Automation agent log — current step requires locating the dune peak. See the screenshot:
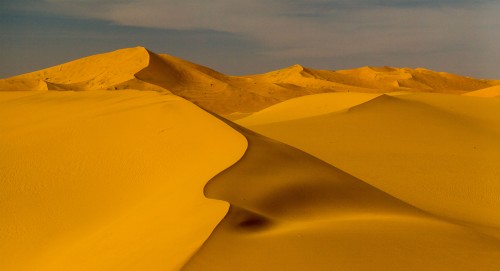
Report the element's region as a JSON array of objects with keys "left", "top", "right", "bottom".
[{"left": 288, "top": 64, "right": 306, "bottom": 71}]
